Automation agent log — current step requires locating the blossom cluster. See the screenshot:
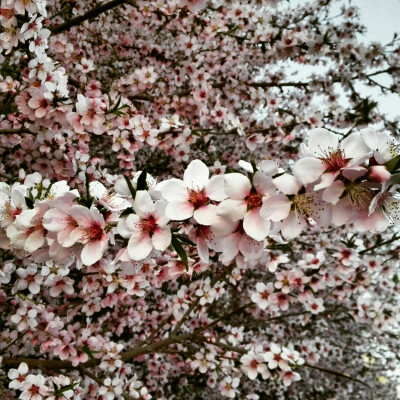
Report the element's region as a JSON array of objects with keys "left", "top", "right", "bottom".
[{"left": 1, "top": 128, "right": 399, "bottom": 269}]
